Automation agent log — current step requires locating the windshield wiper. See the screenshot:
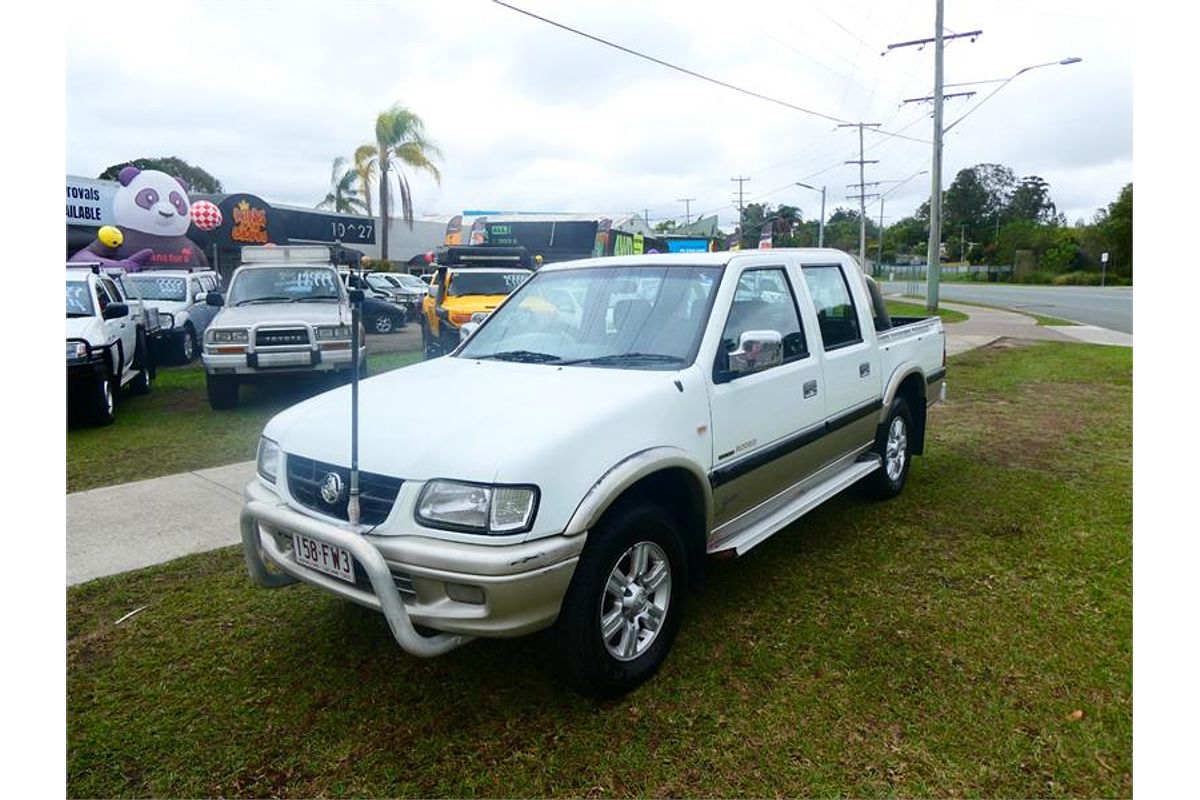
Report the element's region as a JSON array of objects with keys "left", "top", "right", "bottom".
[
  {"left": 235, "top": 296, "right": 294, "bottom": 306},
  {"left": 474, "top": 350, "right": 563, "bottom": 363},
  {"left": 294, "top": 296, "right": 339, "bottom": 302},
  {"left": 559, "top": 352, "right": 686, "bottom": 366},
  {"left": 66, "top": 312, "right": 89, "bottom": 318}
]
